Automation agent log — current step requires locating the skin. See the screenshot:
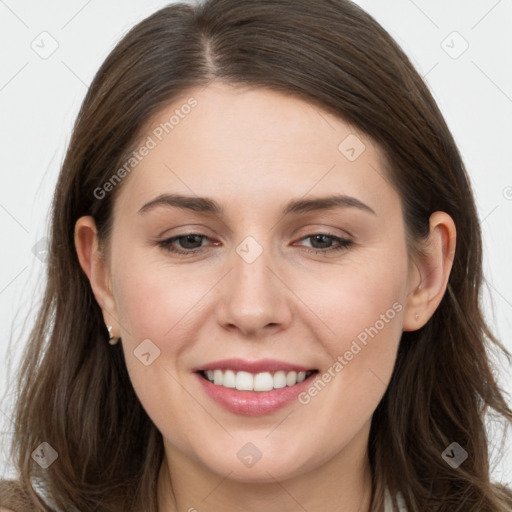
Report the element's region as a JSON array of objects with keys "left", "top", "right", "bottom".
[{"left": 75, "top": 81, "right": 456, "bottom": 512}]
